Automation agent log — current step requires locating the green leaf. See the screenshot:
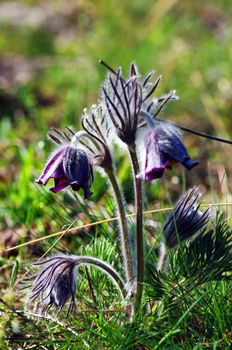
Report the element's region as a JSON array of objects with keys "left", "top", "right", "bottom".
[{"left": 10, "top": 260, "right": 19, "bottom": 288}]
